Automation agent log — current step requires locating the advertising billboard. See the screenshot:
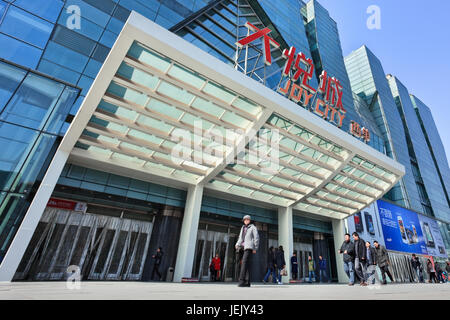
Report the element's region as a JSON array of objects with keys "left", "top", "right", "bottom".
[
  {"left": 346, "top": 202, "right": 384, "bottom": 245},
  {"left": 417, "top": 214, "right": 448, "bottom": 258},
  {"left": 377, "top": 200, "right": 427, "bottom": 254}
]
